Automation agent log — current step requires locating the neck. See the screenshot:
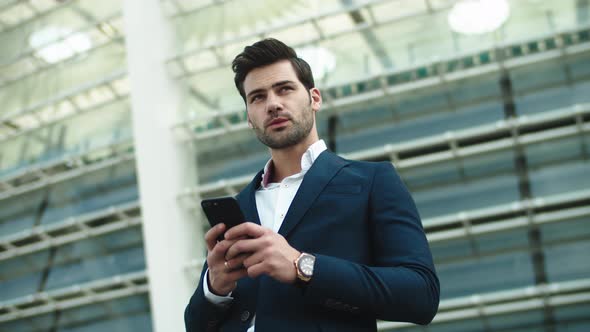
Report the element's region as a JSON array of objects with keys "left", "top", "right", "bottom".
[{"left": 269, "top": 134, "right": 318, "bottom": 183}]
